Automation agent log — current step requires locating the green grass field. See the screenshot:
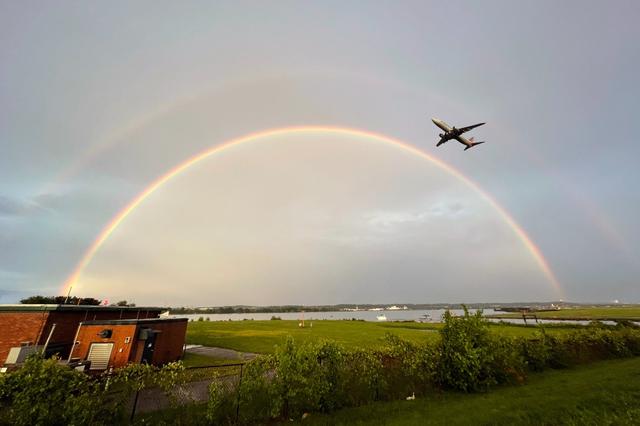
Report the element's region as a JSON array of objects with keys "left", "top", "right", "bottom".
[
  {"left": 185, "top": 320, "right": 574, "bottom": 354},
  {"left": 289, "top": 357, "right": 640, "bottom": 425},
  {"left": 489, "top": 307, "right": 640, "bottom": 321}
]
